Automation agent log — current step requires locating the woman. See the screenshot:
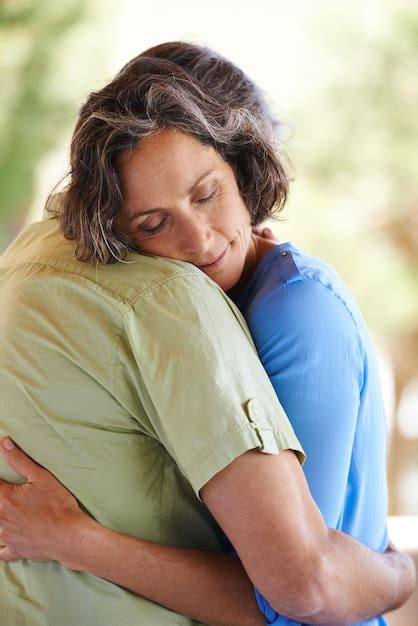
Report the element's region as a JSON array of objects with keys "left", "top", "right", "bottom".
[{"left": 0, "top": 43, "right": 414, "bottom": 625}]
